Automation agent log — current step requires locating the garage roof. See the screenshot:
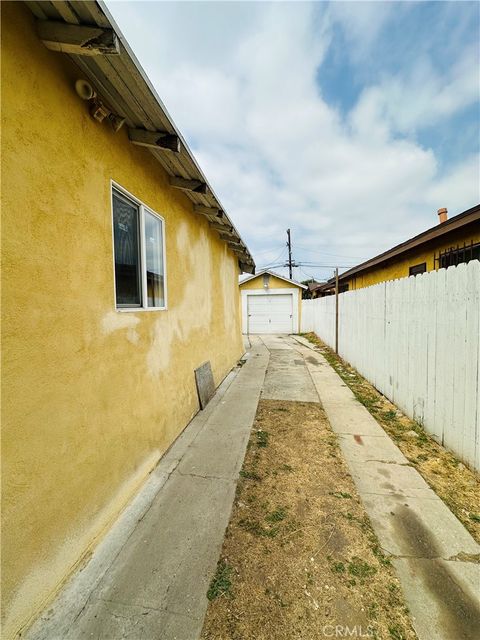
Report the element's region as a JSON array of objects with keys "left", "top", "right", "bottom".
[
  {"left": 25, "top": 0, "right": 255, "bottom": 274},
  {"left": 240, "top": 269, "right": 307, "bottom": 289}
]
